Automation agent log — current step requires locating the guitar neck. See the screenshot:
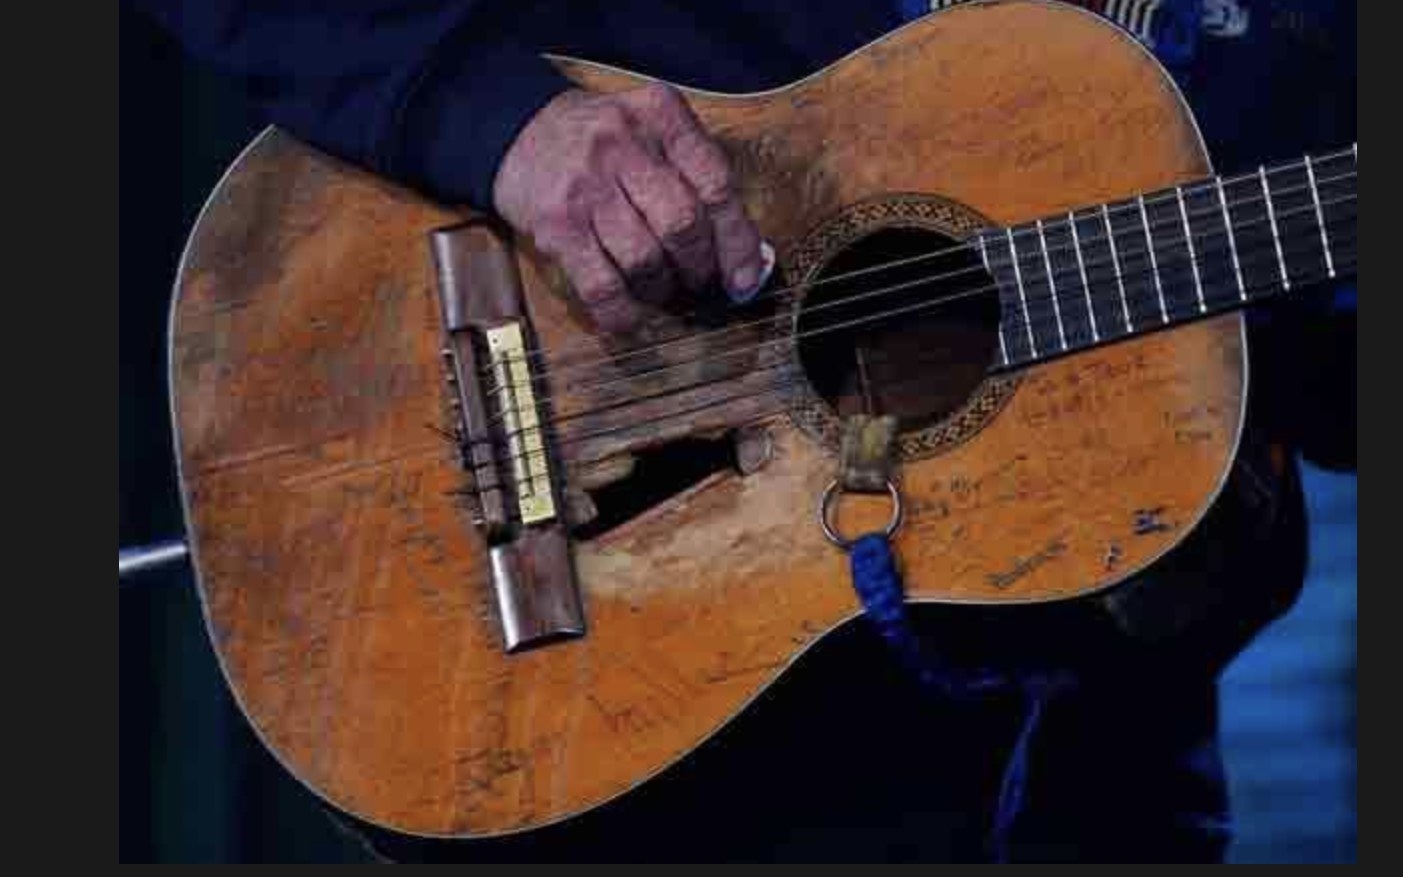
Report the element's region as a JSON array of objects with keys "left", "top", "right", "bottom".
[{"left": 978, "top": 144, "right": 1357, "bottom": 369}]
